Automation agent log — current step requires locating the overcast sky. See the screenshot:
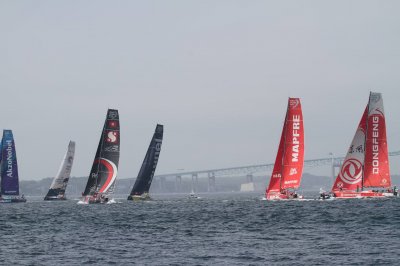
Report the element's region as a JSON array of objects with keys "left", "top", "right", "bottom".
[{"left": 1, "top": 1, "right": 400, "bottom": 181}]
